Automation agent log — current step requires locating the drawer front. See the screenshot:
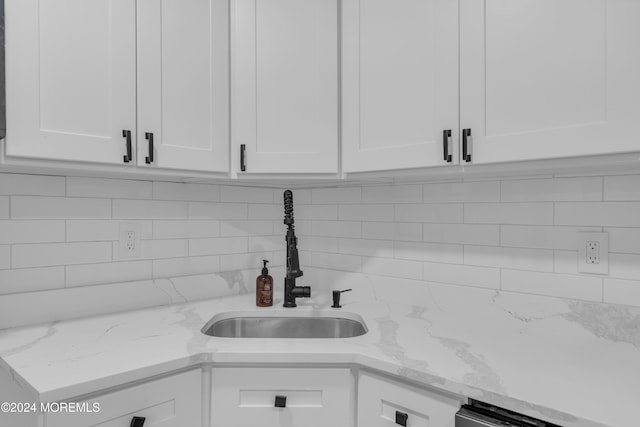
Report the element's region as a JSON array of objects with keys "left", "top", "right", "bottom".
[
  {"left": 46, "top": 370, "right": 202, "bottom": 427},
  {"left": 211, "top": 367, "right": 353, "bottom": 427},
  {"left": 357, "top": 372, "right": 462, "bottom": 427}
]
